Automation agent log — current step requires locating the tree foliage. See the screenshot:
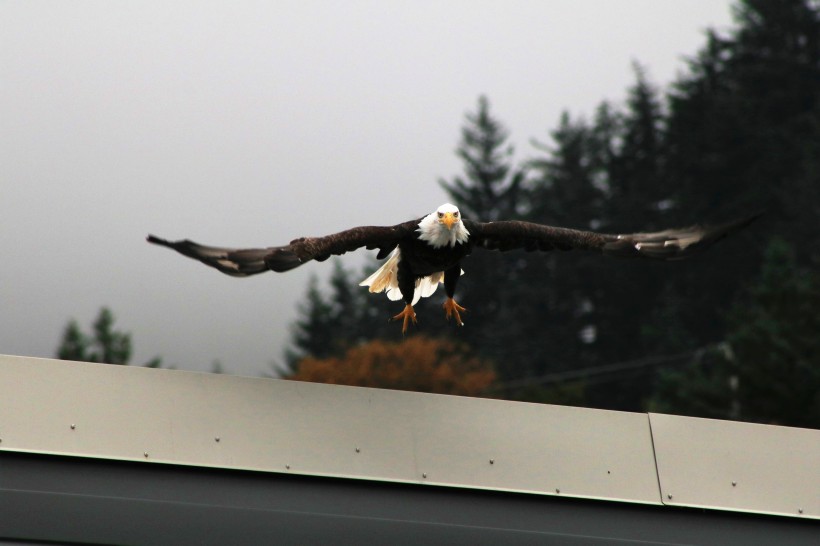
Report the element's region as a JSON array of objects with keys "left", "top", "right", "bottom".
[
  {"left": 649, "top": 240, "right": 820, "bottom": 428},
  {"left": 284, "top": 0, "right": 820, "bottom": 426},
  {"left": 284, "top": 261, "right": 404, "bottom": 372},
  {"left": 438, "top": 96, "right": 540, "bottom": 380},
  {"left": 441, "top": 95, "right": 526, "bottom": 222},
  {"left": 287, "top": 336, "right": 497, "bottom": 397},
  {"left": 56, "top": 307, "right": 162, "bottom": 367}
]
